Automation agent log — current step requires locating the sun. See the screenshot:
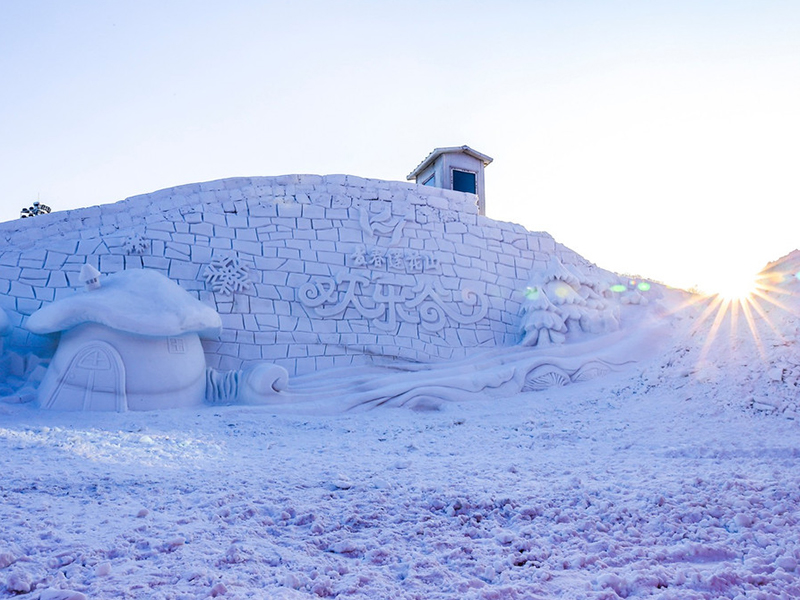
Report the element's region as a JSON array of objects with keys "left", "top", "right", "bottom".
[
  {"left": 711, "top": 272, "right": 759, "bottom": 302},
  {"left": 677, "top": 267, "right": 789, "bottom": 366},
  {"left": 669, "top": 256, "right": 800, "bottom": 372}
]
